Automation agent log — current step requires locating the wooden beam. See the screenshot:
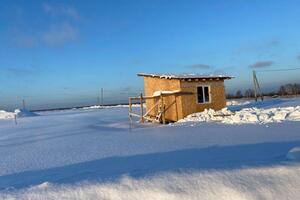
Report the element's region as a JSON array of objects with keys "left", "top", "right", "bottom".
[
  {"left": 143, "top": 116, "right": 160, "bottom": 123},
  {"left": 175, "top": 95, "right": 178, "bottom": 121},
  {"left": 129, "top": 113, "right": 141, "bottom": 118},
  {"left": 142, "top": 100, "right": 160, "bottom": 118},
  {"left": 128, "top": 98, "right": 132, "bottom": 123},
  {"left": 160, "top": 94, "right": 166, "bottom": 124},
  {"left": 162, "top": 105, "right": 166, "bottom": 124}
]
